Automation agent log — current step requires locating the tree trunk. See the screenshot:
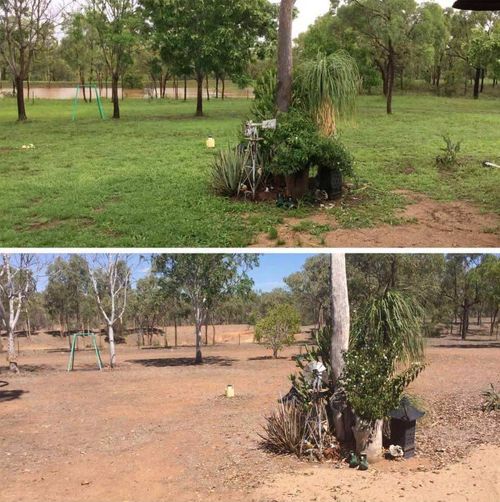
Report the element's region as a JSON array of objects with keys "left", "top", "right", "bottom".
[
  {"left": 212, "top": 323, "right": 216, "bottom": 345},
  {"left": 15, "top": 76, "right": 27, "bottom": 121},
  {"left": 206, "top": 74, "right": 210, "bottom": 101},
  {"left": 215, "top": 76, "right": 219, "bottom": 98},
  {"left": 174, "top": 317, "right": 178, "bottom": 347},
  {"left": 330, "top": 253, "right": 352, "bottom": 443},
  {"left": 195, "top": 306, "right": 203, "bottom": 364},
  {"left": 277, "top": 0, "right": 295, "bottom": 112},
  {"left": 108, "top": 323, "right": 116, "bottom": 368},
  {"left": 111, "top": 73, "right": 120, "bottom": 119},
  {"left": 386, "top": 45, "right": 395, "bottom": 115},
  {"left": 473, "top": 67, "right": 481, "bottom": 100},
  {"left": 460, "top": 306, "right": 469, "bottom": 340},
  {"left": 7, "top": 328, "right": 19, "bottom": 373},
  {"left": 196, "top": 72, "right": 204, "bottom": 117},
  {"left": 222, "top": 77, "right": 225, "bottom": 100},
  {"left": 490, "top": 307, "right": 498, "bottom": 337},
  {"left": 480, "top": 69, "right": 485, "bottom": 93},
  {"left": 184, "top": 77, "right": 187, "bottom": 101}
]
